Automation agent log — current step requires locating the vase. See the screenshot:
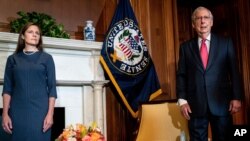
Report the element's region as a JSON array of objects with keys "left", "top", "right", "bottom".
[{"left": 84, "top": 20, "right": 95, "bottom": 41}]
